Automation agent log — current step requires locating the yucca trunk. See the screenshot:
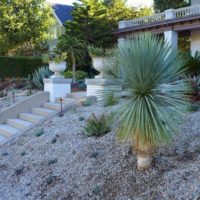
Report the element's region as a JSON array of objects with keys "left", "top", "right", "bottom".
[{"left": 134, "top": 134, "right": 154, "bottom": 171}]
